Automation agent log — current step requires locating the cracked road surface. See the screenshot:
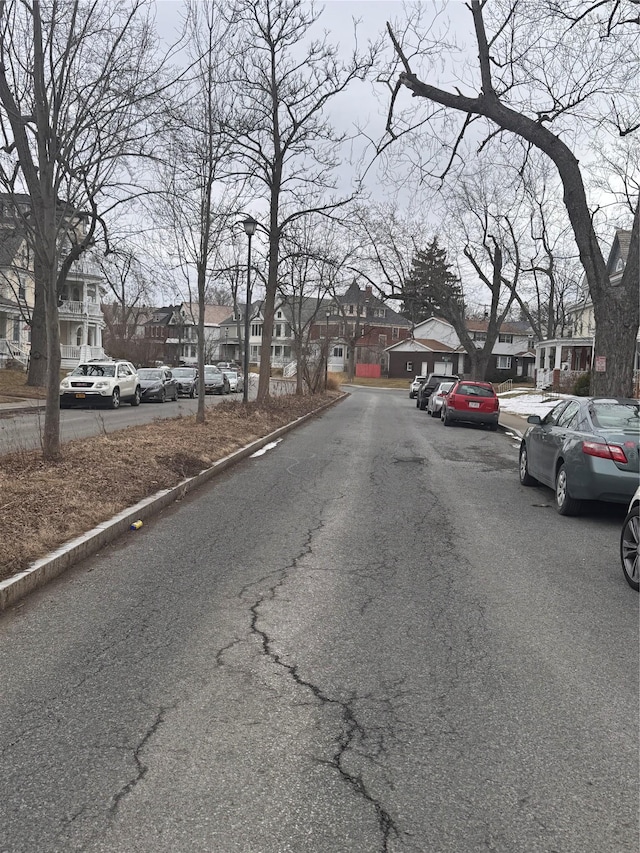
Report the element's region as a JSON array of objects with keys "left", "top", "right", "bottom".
[{"left": 1, "top": 387, "right": 637, "bottom": 852}]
